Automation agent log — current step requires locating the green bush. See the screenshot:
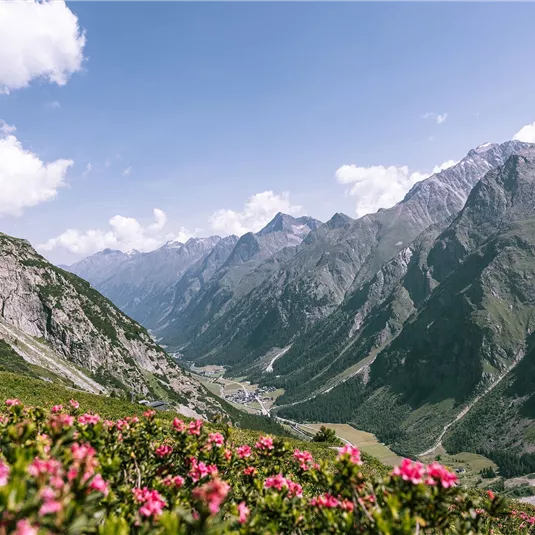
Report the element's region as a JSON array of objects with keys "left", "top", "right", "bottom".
[{"left": 312, "top": 426, "right": 343, "bottom": 446}]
